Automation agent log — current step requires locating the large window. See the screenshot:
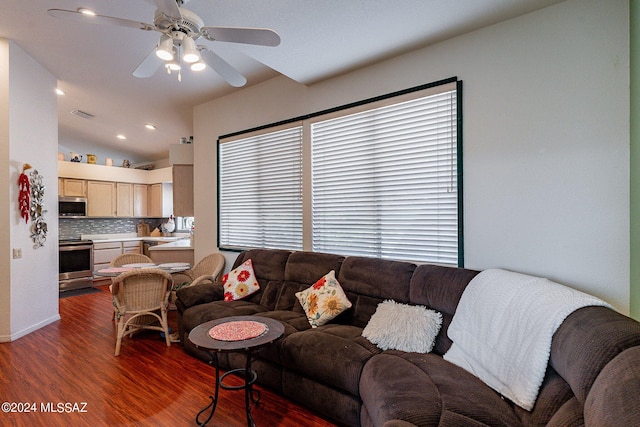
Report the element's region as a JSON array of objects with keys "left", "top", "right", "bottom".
[
  {"left": 218, "top": 125, "right": 304, "bottom": 250},
  {"left": 218, "top": 78, "right": 462, "bottom": 266}
]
